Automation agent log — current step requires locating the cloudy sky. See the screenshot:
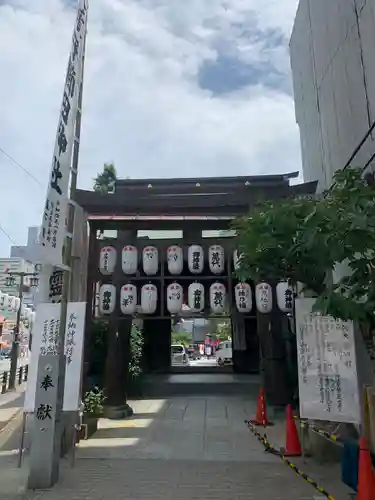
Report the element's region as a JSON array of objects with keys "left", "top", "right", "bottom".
[{"left": 0, "top": 0, "right": 301, "bottom": 256}]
